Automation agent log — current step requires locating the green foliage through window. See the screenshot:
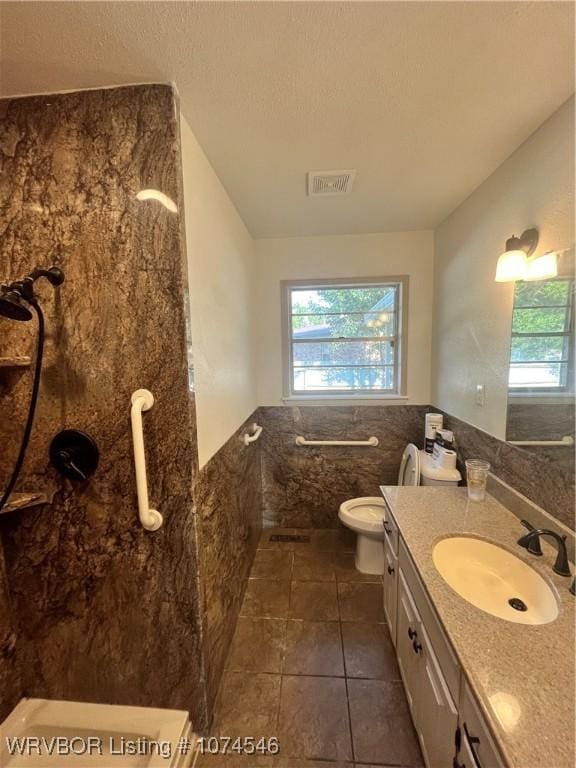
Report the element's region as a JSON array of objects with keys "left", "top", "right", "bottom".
[
  {"left": 509, "top": 278, "right": 574, "bottom": 390},
  {"left": 287, "top": 282, "right": 403, "bottom": 394}
]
